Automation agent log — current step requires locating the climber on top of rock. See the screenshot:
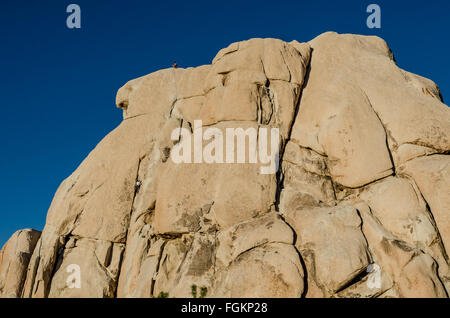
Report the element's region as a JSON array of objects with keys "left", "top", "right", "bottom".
[{"left": 173, "top": 61, "right": 178, "bottom": 68}]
